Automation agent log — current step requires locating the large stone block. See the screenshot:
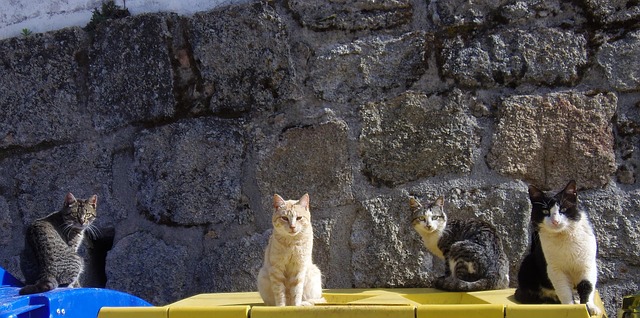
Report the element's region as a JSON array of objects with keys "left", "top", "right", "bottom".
[
  {"left": 487, "top": 92, "right": 617, "bottom": 190},
  {"left": 256, "top": 120, "right": 353, "bottom": 210},
  {"left": 309, "top": 32, "right": 428, "bottom": 103},
  {"left": 189, "top": 2, "right": 295, "bottom": 114},
  {"left": 351, "top": 195, "right": 429, "bottom": 288},
  {"left": 584, "top": 0, "right": 640, "bottom": 25},
  {"left": 0, "top": 196, "right": 12, "bottom": 246},
  {"left": 287, "top": 0, "right": 412, "bottom": 31},
  {"left": 88, "top": 14, "right": 177, "bottom": 131},
  {"left": 0, "top": 28, "right": 91, "bottom": 148},
  {"left": 441, "top": 28, "right": 587, "bottom": 88},
  {"left": 615, "top": 106, "right": 640, "bottom": 184},
  {"left": 0, "top": 142, "right": 113, "bottom": 226},
  {"left": 429, "top": 0, "right": 507, "bottom": 26},
  {"left": 597, "top": 30, "right": 640, "bottom": 92},
  {"left": 495, "top": 1, "right": 586, "bottom": 27},
  {"left": 106, "top": 232, "right": 192, "bottom": 305},
  {"left": 134, "top": 118, "right": 245, "bottom": 226},
  {"left": 579, "top": 184, "right": 640, "bottom": 316},
  {"left": 359, "top": 90, "right": 479, "bottom": 186},
  {"left": 196, "top": 231, "right": 269, "bottom": 293}
]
